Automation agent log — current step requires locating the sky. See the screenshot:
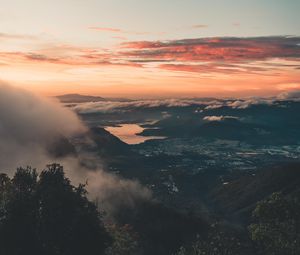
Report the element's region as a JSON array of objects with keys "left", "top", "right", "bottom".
[{"left": 0, "top": 0, "right": 300, "bottom": 98}]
